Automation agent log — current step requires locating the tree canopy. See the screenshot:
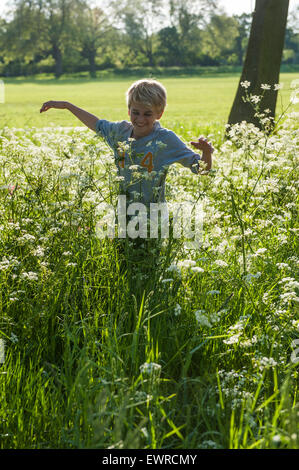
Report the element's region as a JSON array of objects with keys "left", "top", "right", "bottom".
[{"left": 0, "top": 0, "right": 297, "bottom": 77}]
